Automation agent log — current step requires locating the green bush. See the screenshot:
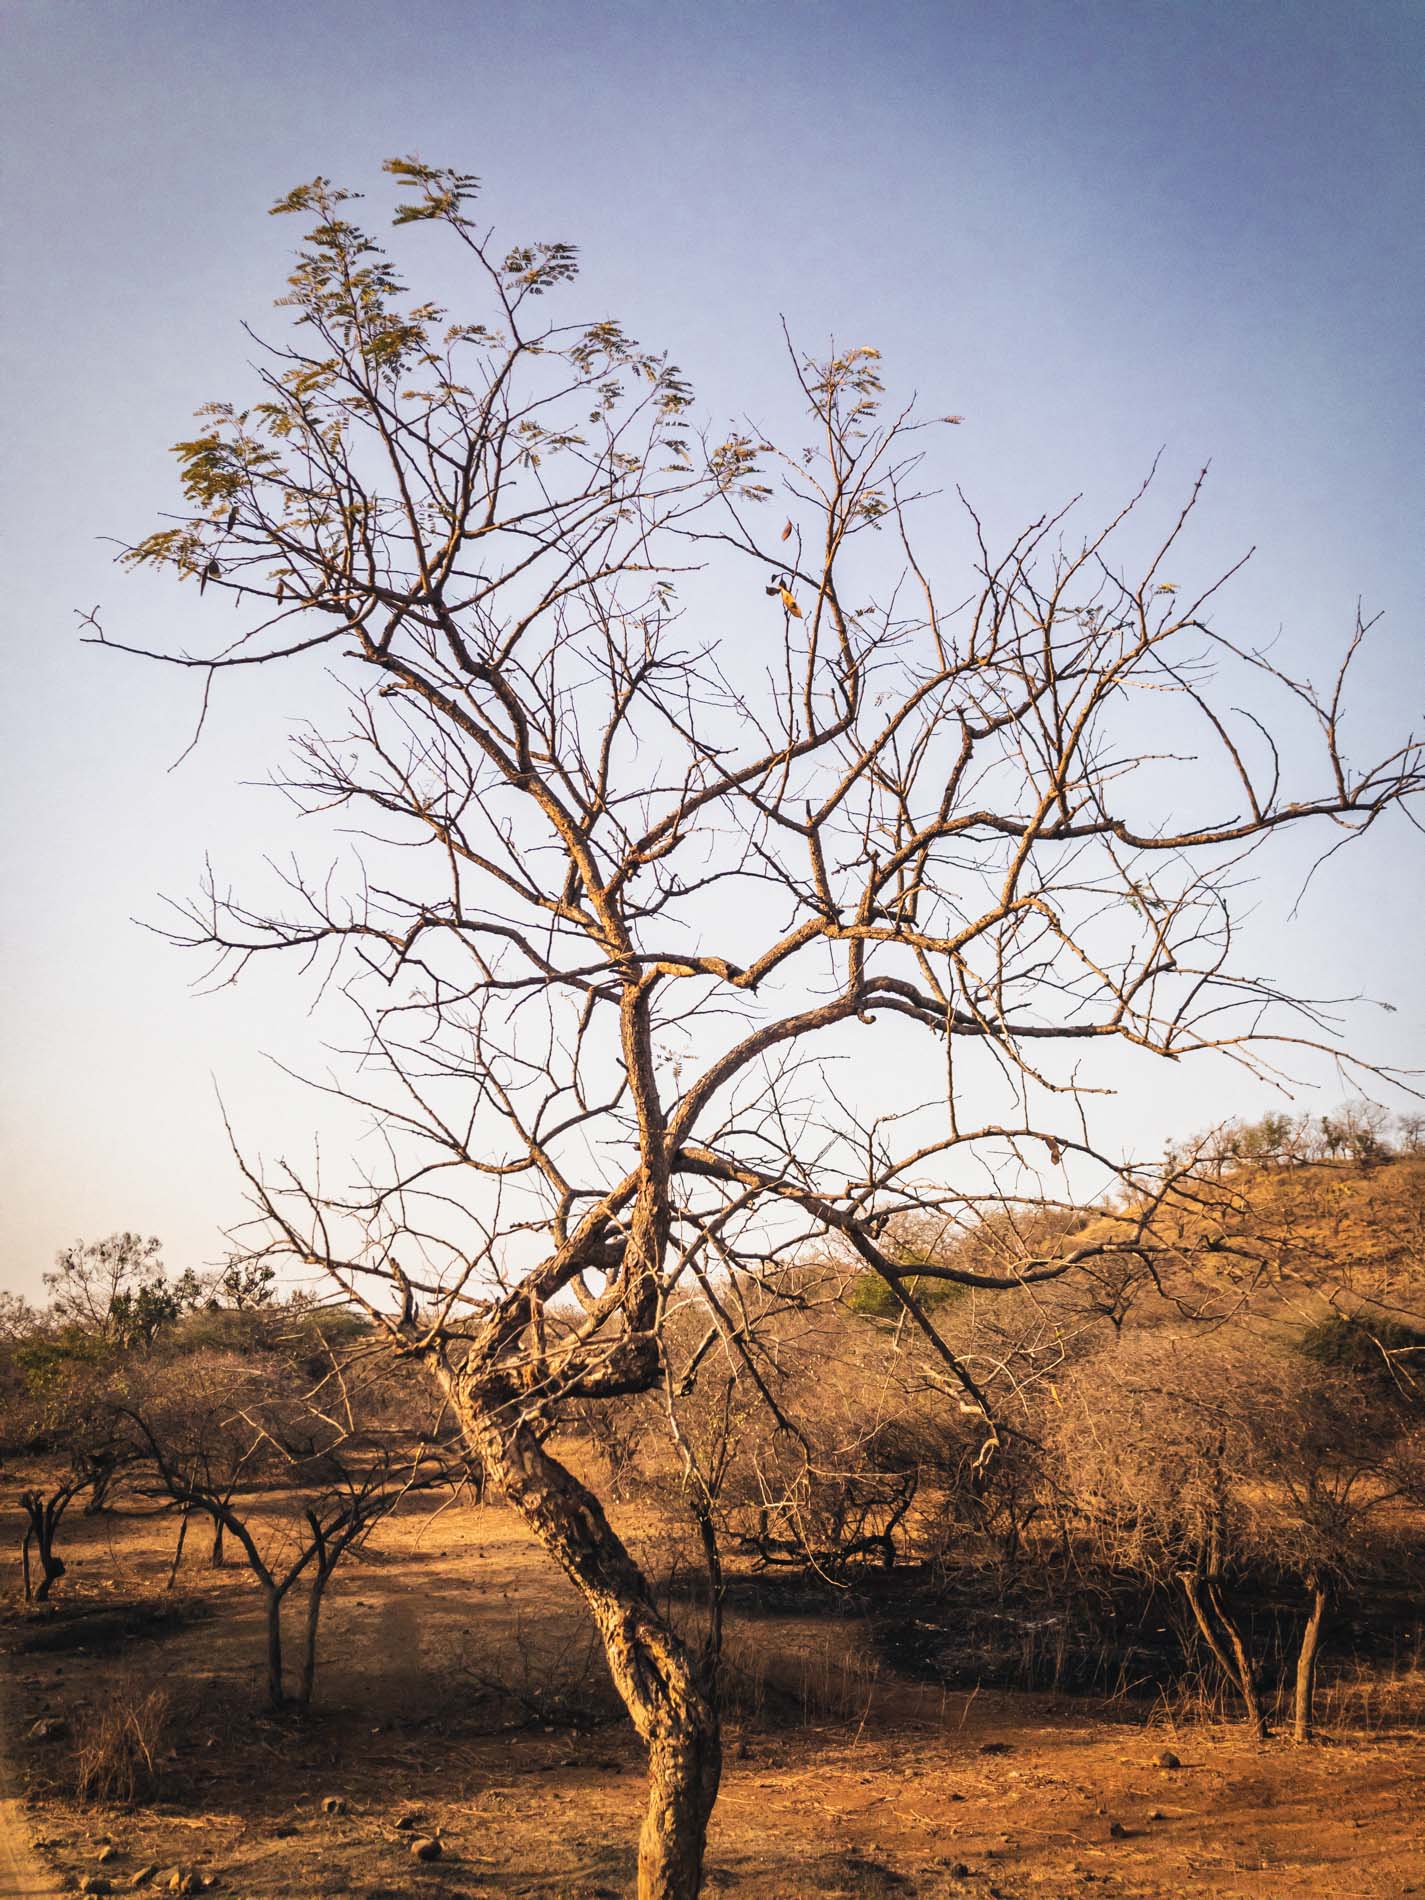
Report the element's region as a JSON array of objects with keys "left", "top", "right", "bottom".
[{"left": 844, "top": 1271, "right": 965, "bottom": 1320}]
